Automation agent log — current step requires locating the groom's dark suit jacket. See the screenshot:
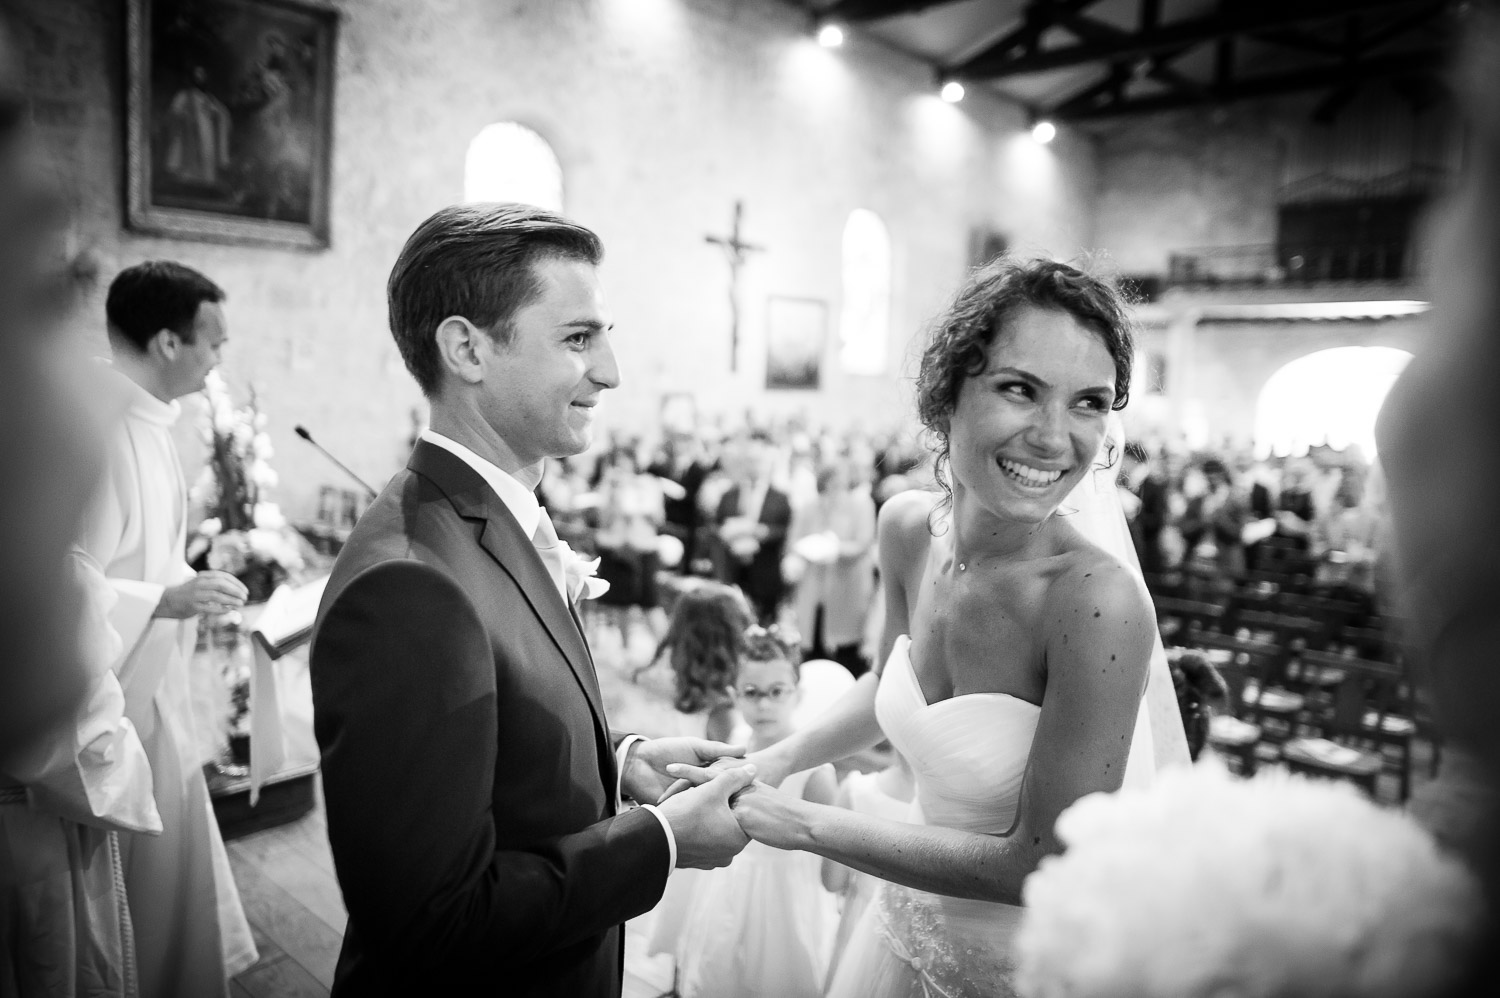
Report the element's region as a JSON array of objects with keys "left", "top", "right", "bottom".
[{"left": 310, "top": 442, "right": 670, "bottom": 997}]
